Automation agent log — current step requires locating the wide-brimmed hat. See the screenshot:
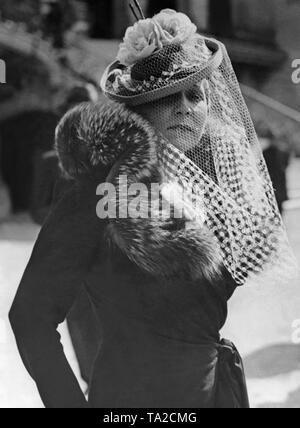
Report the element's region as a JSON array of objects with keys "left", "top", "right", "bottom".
[{"left": 100, "top": 10, "right": 223, "bottom": 106}]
